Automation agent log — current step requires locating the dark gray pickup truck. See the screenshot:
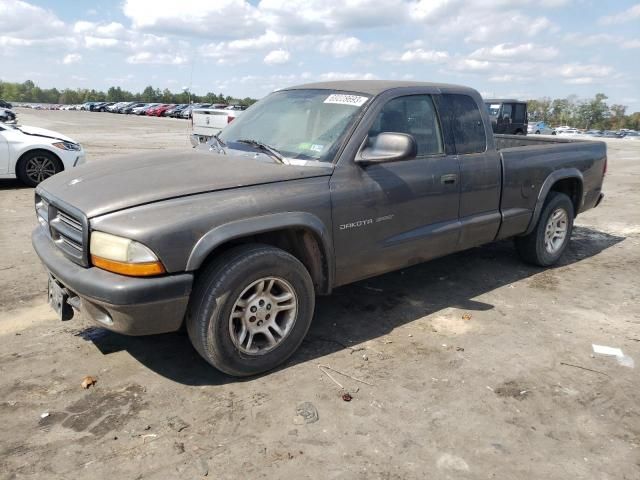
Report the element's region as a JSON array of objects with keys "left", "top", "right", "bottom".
[{"left": 32, "top": 81, "right": 606, "bottom": 376}]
